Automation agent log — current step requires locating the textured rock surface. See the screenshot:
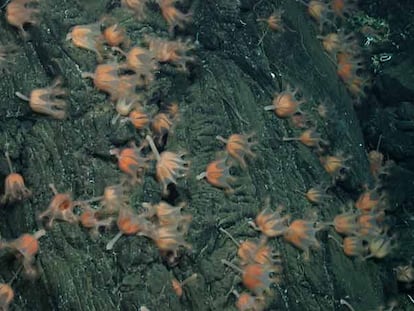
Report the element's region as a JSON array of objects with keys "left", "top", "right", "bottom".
[{"left": 0, "top": 0, "right": 407, "bottom": 310}]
